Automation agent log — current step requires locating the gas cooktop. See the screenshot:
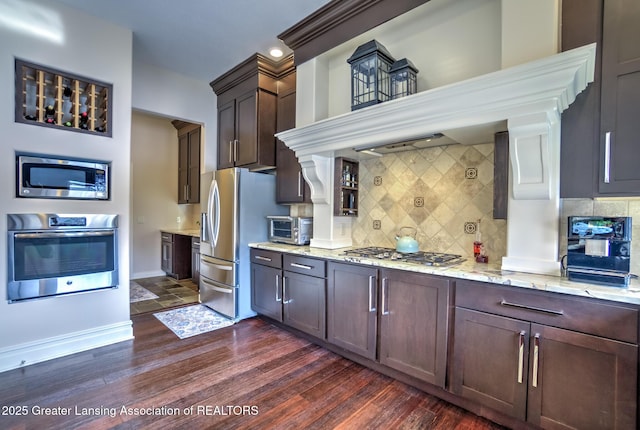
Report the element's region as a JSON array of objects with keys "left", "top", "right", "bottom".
[{"left": 343, "top": 247, "right": 466, "bottom": 267}]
